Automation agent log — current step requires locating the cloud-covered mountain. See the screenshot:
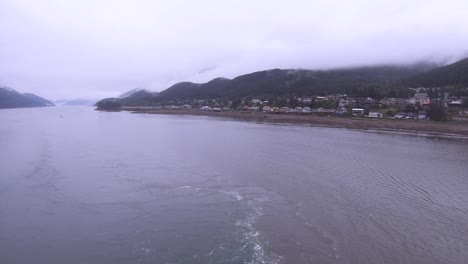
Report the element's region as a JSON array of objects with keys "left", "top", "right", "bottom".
[
  {"left": 97, "top": 58, "right": 468, "bottom": 108},
  {"left": 155, "top": 63, "right": 440, "bottom": 101}
]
